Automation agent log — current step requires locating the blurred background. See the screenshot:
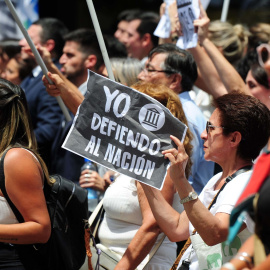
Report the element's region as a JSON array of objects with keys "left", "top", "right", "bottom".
[{"left": 0, "top": 0, "right": 270, "bottom": 40}]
